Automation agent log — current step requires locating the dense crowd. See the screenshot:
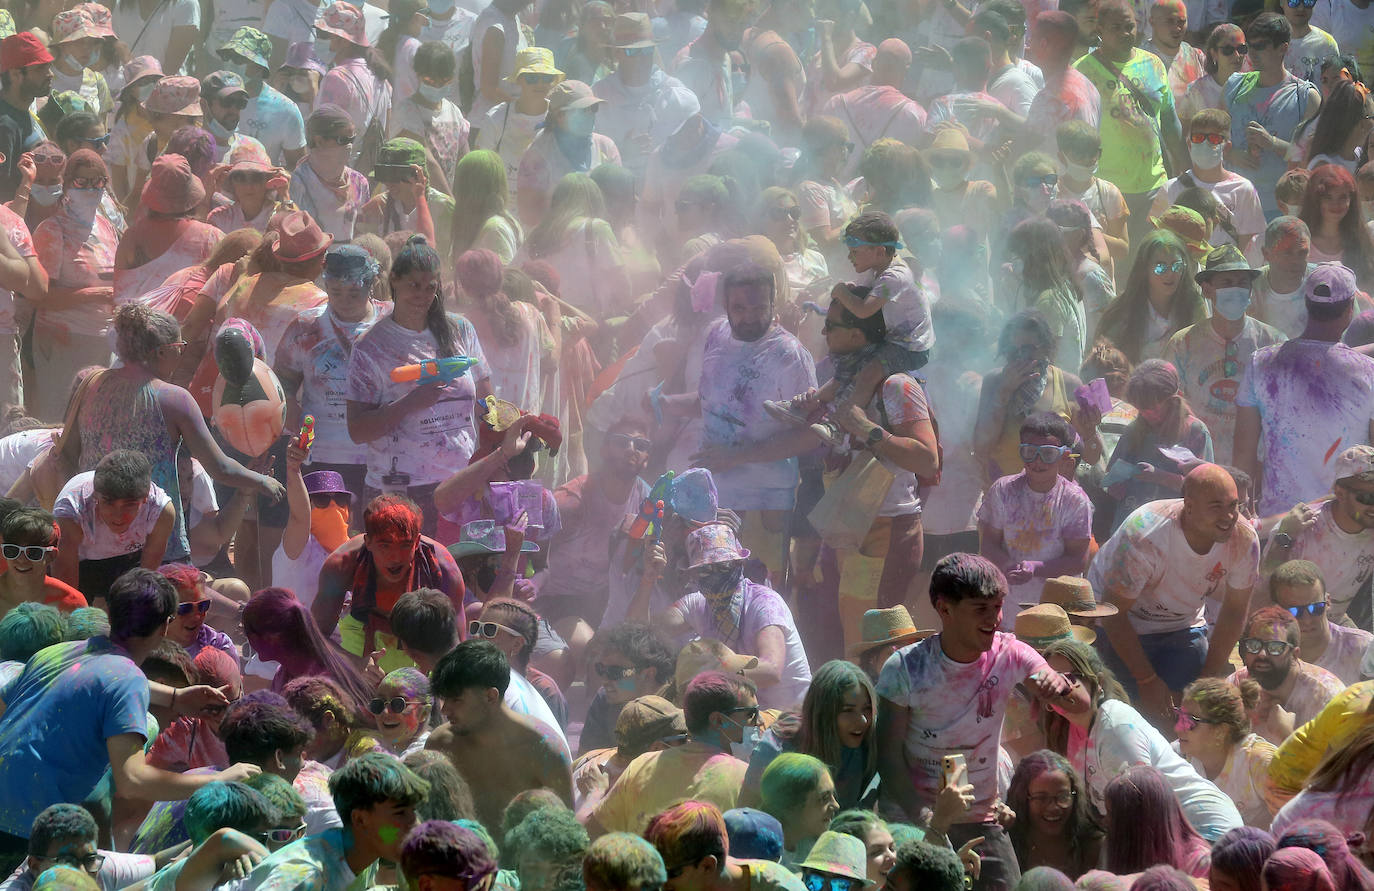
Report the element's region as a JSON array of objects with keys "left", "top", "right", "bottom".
[{"left": 3, "top": 0, "right": 1374, "bottom": 888}]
